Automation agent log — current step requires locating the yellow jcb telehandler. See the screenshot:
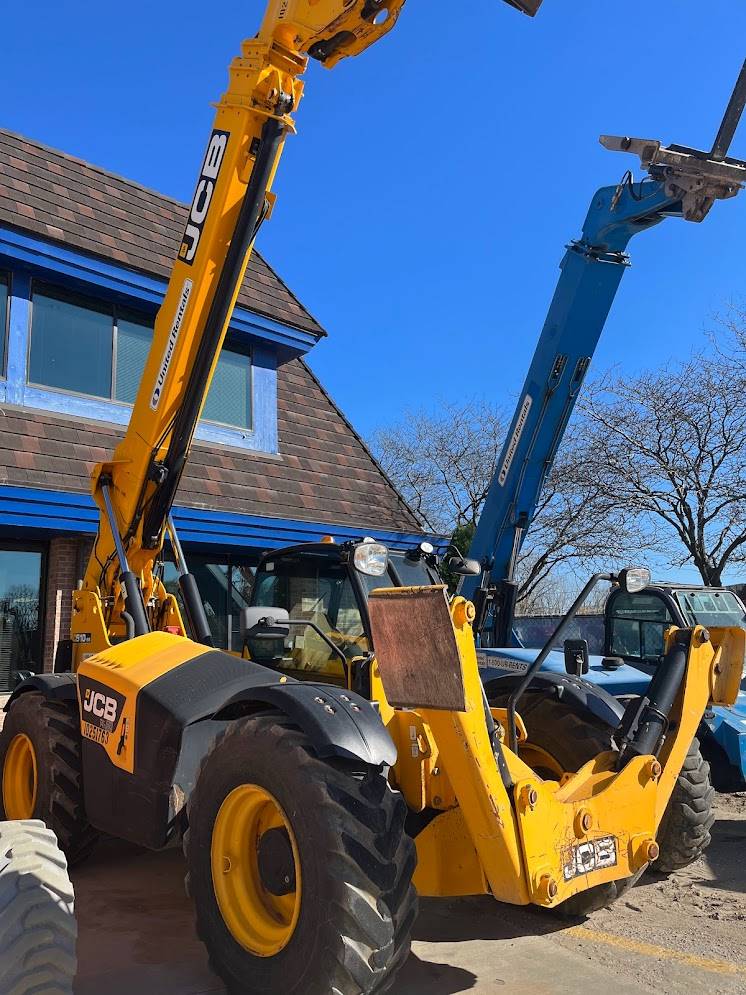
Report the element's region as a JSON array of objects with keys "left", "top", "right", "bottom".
[{"left": 0, "top": 2, "right": 743, "bottom": 993}]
